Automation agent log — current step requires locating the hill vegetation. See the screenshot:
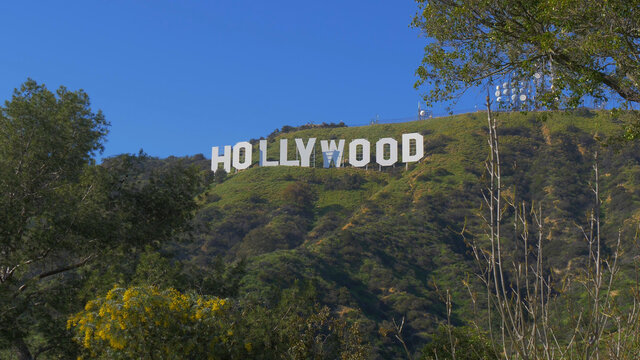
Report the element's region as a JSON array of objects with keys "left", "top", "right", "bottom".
[{"left": 120, "top": 109, "right": 640, "bottom": 358}]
